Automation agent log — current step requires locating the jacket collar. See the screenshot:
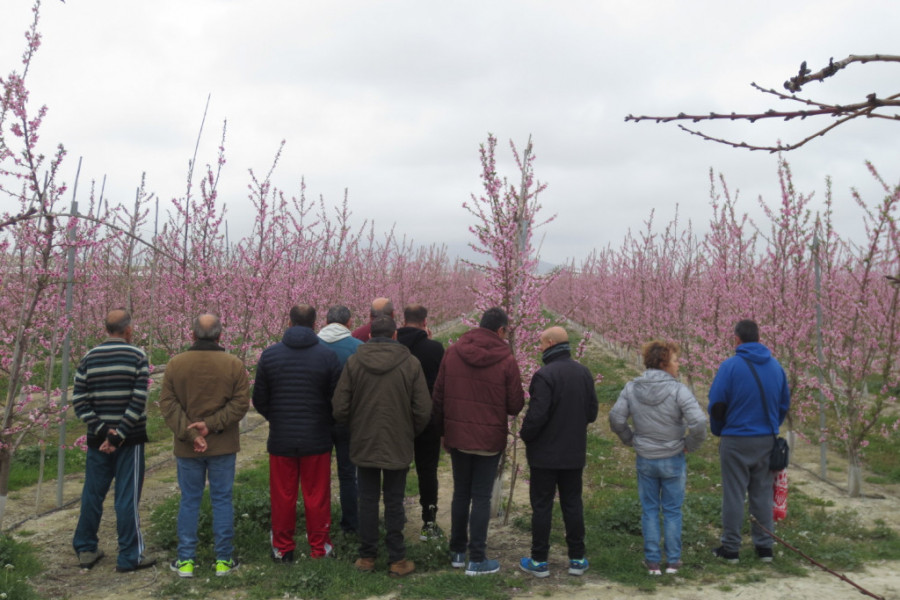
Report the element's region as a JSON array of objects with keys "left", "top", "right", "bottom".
[
  {"left": 189, "top": 339, "right": 225, "bottom": 352},
  {"left": 542, "top": 342, "right": 571, "bottom": 364}
]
